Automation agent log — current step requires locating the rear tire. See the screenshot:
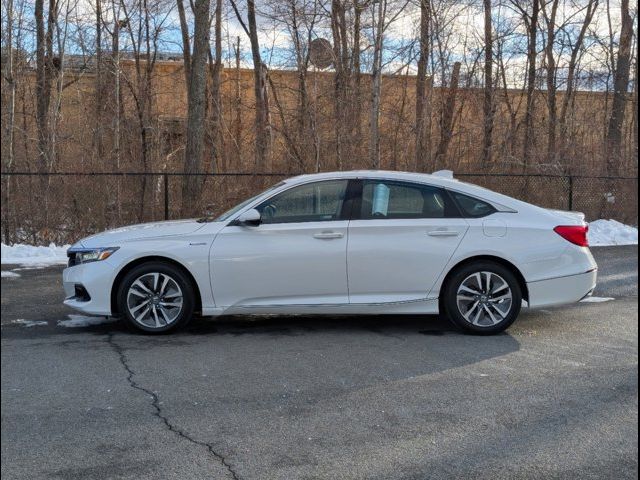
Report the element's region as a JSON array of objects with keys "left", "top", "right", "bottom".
[
  {"left": 116, "top": 262, "right": 195, "bottom": 334},
  {"left": 443, "top": 261, "right": 522, "bottom": 335}
]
